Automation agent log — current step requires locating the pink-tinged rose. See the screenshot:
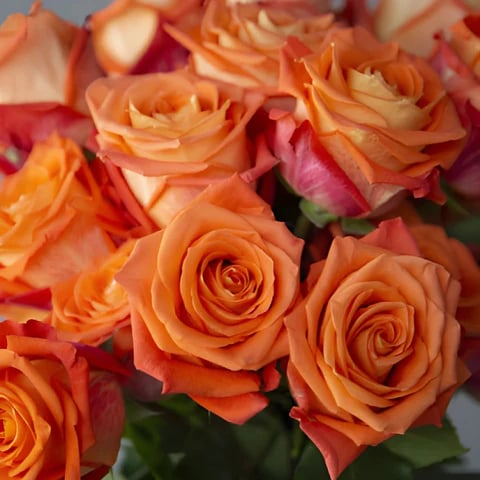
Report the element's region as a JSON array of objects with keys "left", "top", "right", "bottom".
[
  {"left": 443, "top": 103, "right": 480, "bottom": 198},
  {"left": 269, "top": 27, "right": 466, "bottom": 217},
  {"left": 0, "top": 133, "right": 126, "bottom": 290},
  {"left": 448, "top": 14, "right": 480, "bottom": 78},
  {"left": 47, "top": 239, "right": 135, "bottom": 346},
  {"left": 367, "top": 0, "right": 478, "bottom": 57},
  {"left": 86, "top": 70, "right": 269, "bottom": 228},
  {"left": 116, "top": 175, "right": 303, "bottom": 424},
  {"left": 0, "top": 288, "right": 51, "bottom": 324},
  {"left": 267, "top": 114, "right": 371, "bottom": 217},
  {"left": 286, "top": 219, "right": 469, "bottom": 479},
  {"left": 88, "top": 0, "right": 201, "bottom": 75},
  {"left": 0, "top": 319, "right": 125, "bottom": 479},
  {"left": 430, "top": 19, "right": 480, "bottom": 198},
  {"left": 0, "top": 104, "right": 94, "bottom": 173},
  {"left": 0, "top": 2, "right": 102, "bottom": 115},
  {"left": 164, "top": 0, "right": 334, "bottom": 94}
]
